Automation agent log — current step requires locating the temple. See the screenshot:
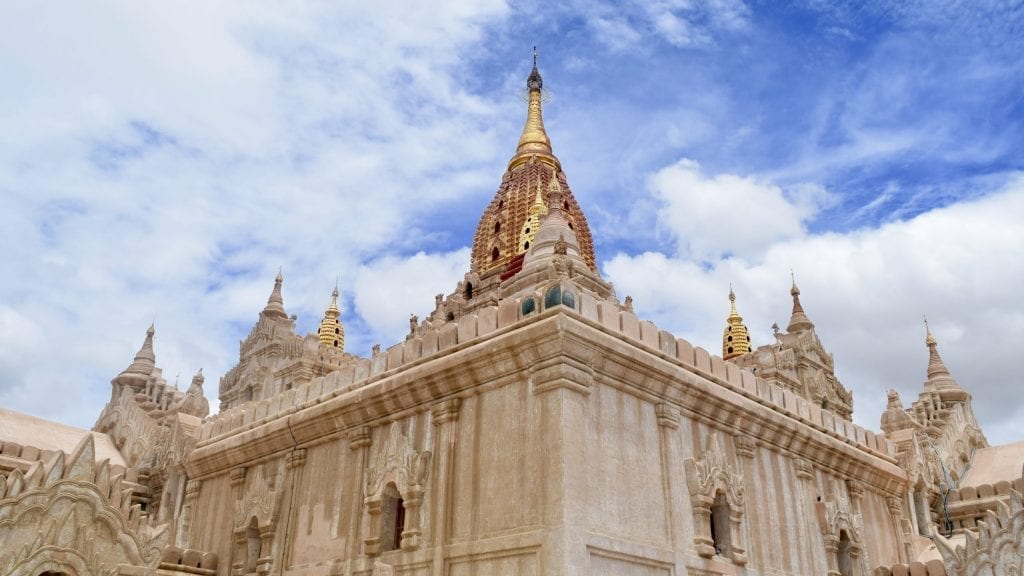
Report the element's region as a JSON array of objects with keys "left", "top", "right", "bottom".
[{"left": 1, "top": 57, "right": 1022, "bottom": 576}]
